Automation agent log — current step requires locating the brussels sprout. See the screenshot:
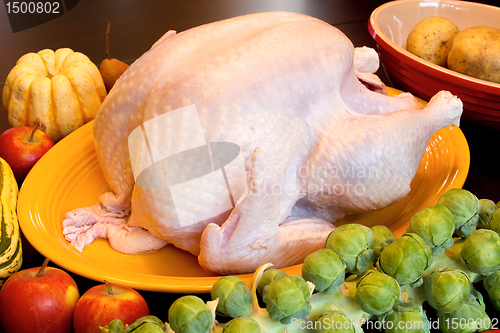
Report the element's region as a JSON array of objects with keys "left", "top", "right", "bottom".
[
  {"left": 483, "top": 269, "right": 500, "bottom": 310},
  {"left": 423, "top": 269, "right": 471, "bottom": 313},
  {"left": 378, "top": 300, "right": 430, "bottom": 333},
  {"left": 437, "top": 289, "right": 492, "bottom": 333},
  {"left": 488, "top": 209, "right": 500, "bottom": 234},
  {"left": 126, "top": 316, "right": 166, "bottom": 333},
  {"left": 100, "top": 319, "right": 126, "bottom": 333},
  {"left": 460, "top": 229, "right": 500, "bottom": 276},
  {"left": 302, "top": 248, "right": 345, "bottom": 293},
  {"left": 127, "top": 323, "right": 166, "bottom": 333},
  {"left": 437, "top": 188, "right": 480, "bottom": 238},
  {"left": 406, "top": 205, "right": 455, "bottom": 253},
  {"left": 168, "top": 295, "right": 212, "bottom": 333},
  {"left": 376, "top": 233, "right": 432, "bottom": 287},
  {"left": 324, "top": 224, "right": 374, "bottom": 276},
  {"left": 314, "top": 309, "right": 355, "bottom": 333},
  {"left": 371, "top": 225, "right": 398, "bottom": 259},
  {"left": 257, "top": 268, "right": 287, "bottom": 297},
  {"left": 262, "top": 275, "right": 312, "bottom": 324},
  {"left": 222, "top": 317, "right": 262, "bottom": 333},
  {"left": 210, "top": 276, "right": 252, "bottom": 318},
  {"left": 100, "top": 316, "right": 166, "bottom": 333},
  {"left": 478, "top": 199, "right": 497, "bottom": 229},
  {"left": 354, "top": 270, "right": 400, "bottom": 315}
]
